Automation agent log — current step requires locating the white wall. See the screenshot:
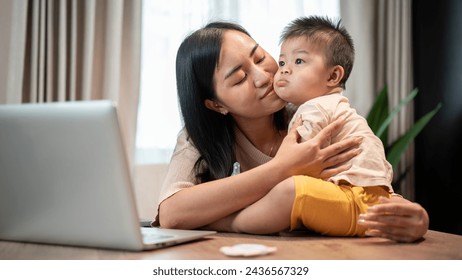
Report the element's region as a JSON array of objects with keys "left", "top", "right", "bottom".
[{"left": 133, "top": 163, "right": 169, "bottom": 221}]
